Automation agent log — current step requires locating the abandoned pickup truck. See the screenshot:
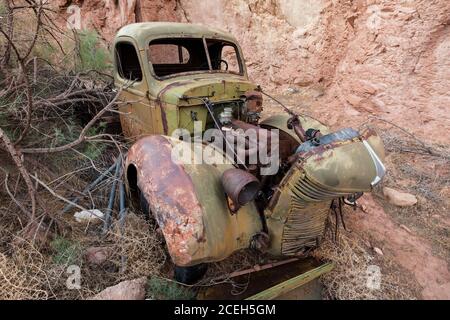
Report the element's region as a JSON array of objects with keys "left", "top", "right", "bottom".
[{"left": 113, "top": 22, "right": 386, "bottom": 283}]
